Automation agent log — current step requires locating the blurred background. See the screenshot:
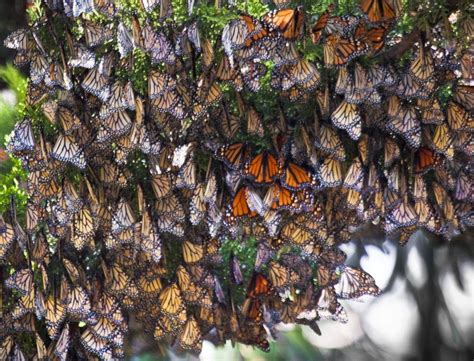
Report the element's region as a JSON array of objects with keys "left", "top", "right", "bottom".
[{"left": 1, "top": 5, "right": 473, "bottom": 361}]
